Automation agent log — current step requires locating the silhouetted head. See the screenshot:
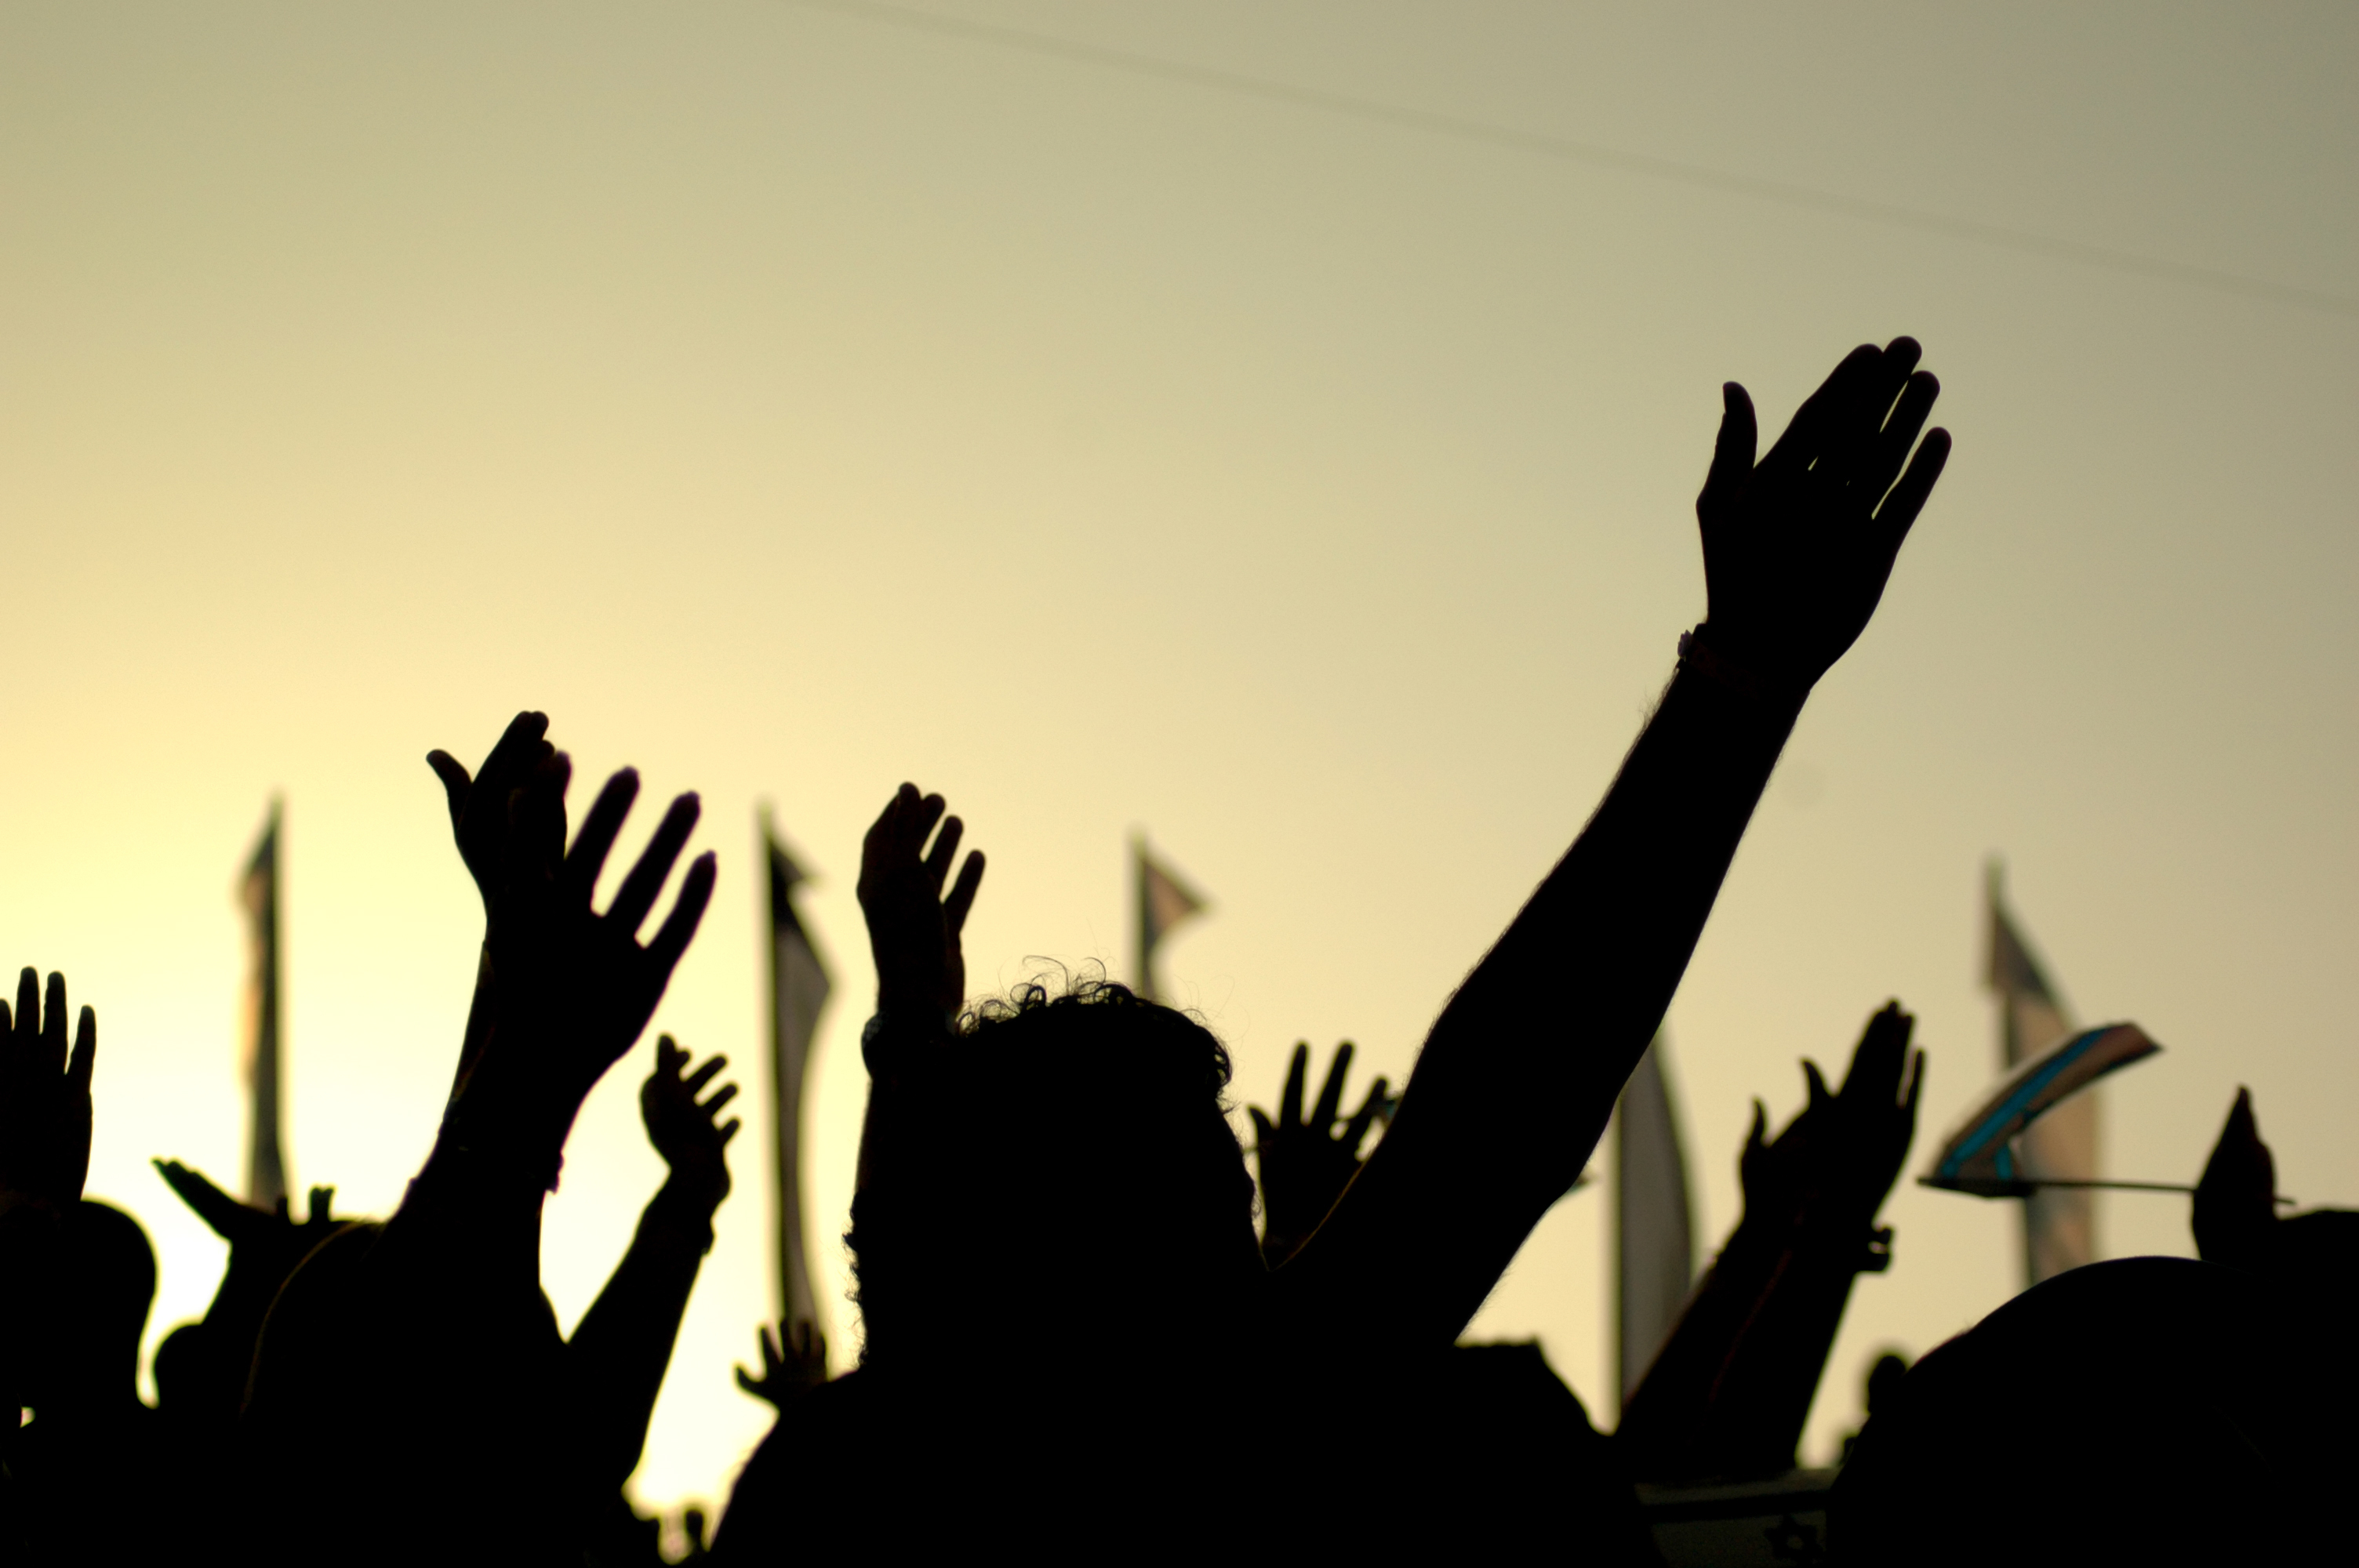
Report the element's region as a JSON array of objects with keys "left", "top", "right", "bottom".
[
  {"left": 848, "top": 978, "right": 1260, "bottom": 1382},
  {"left": 20, "top": 1200, "right": 157, "bottom": 1414},
  {"left": 1831, "top": 1258, "right": 2328, "bottom": 1563}
]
